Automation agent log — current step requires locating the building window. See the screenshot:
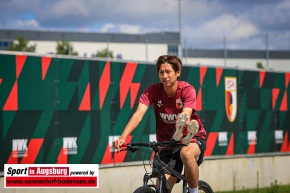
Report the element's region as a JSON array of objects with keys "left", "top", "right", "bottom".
[
  {"left": 0, "top": 40, "right": 12, "bottom": 50},
  {"left": 116, "top": 54, "right": 123, "bottom": 59},
  {"left": 167, "top": 44, "right": 179, "bottom": 56}
]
